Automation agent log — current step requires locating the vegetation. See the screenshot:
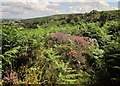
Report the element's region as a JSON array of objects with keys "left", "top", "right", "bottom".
[{"left": 1, "top": 10, "right": 120, "bottom": 86}]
